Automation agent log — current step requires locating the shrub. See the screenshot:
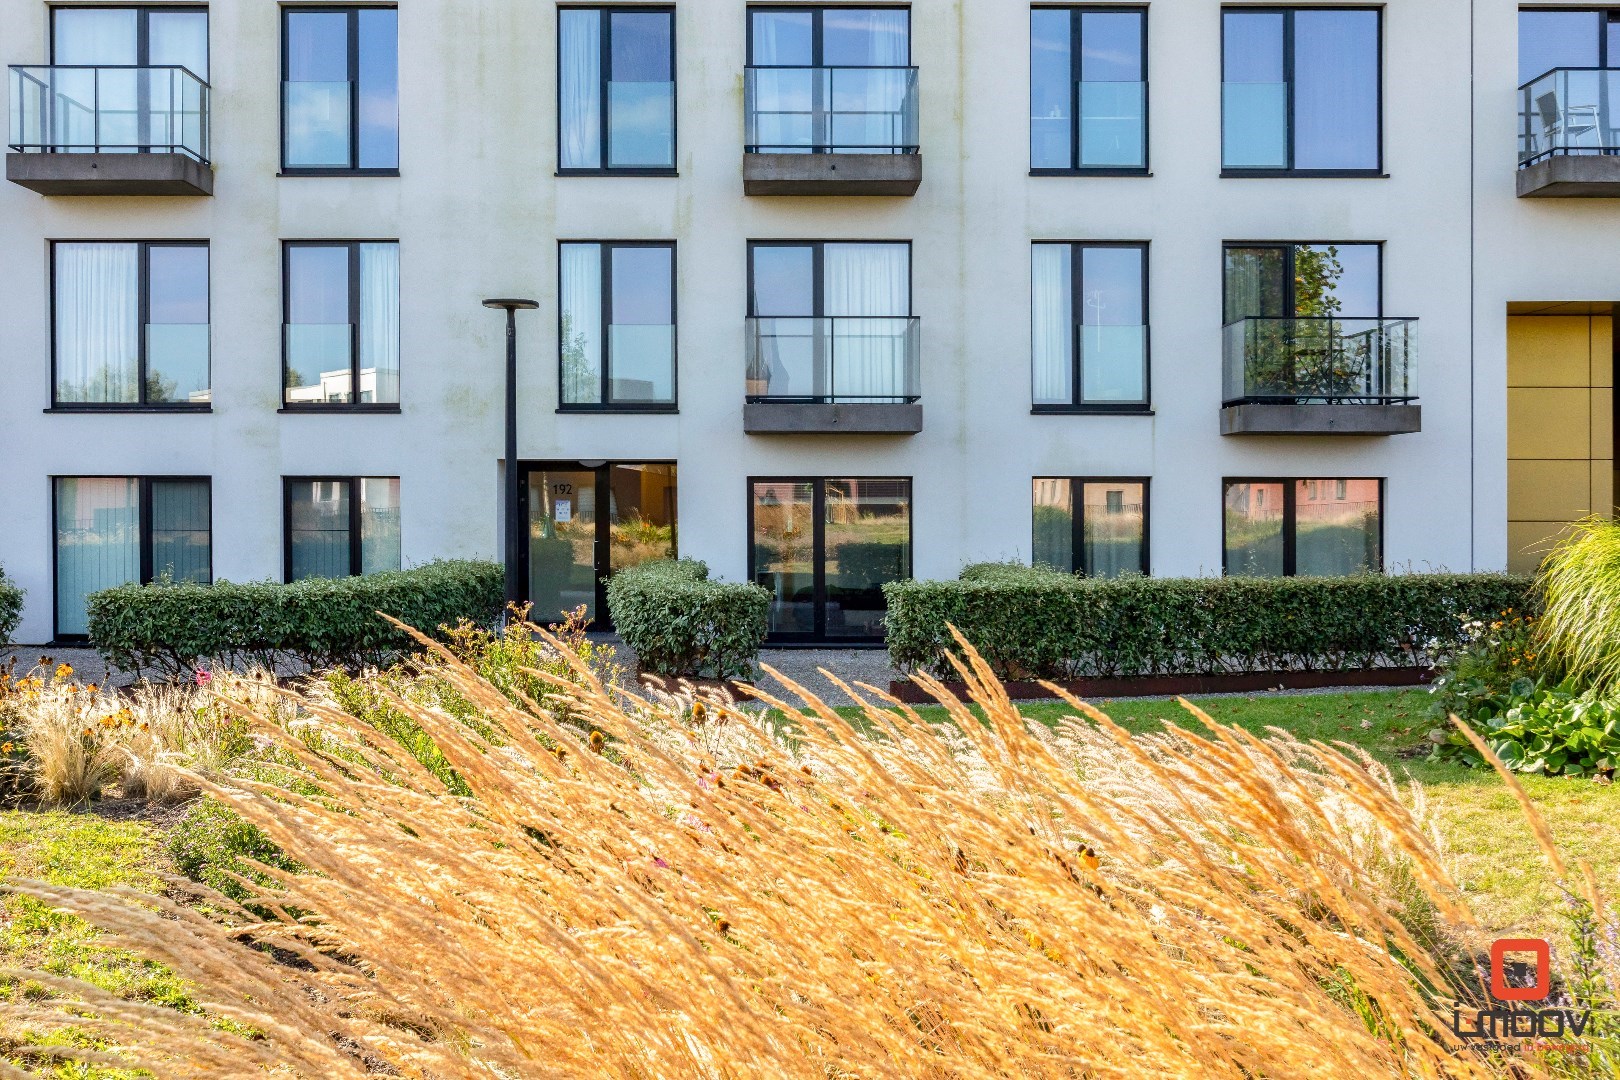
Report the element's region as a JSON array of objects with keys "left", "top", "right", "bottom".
[
  {"left": 87, "top": 559, "right": 504, "bottom": 678},
  {"left": 2, "top": 636, "right": 1519, "bottom": 1077},
  {"left": 0, "top": 567, "right": 21, "bottom": 648},
  {"left": 5, "top": 666, "right": 126, "bottom": 807},
  {"left": 606, "top": 559, "right": 769, "bottom": 679},
  {"left": 1426, "top": 609, "right": 1540, "bottom": 722},
  {"left": 166, "top": 798, "right": 302, "bottom": 904},
  {"left": 1428, "top": 678, "right": 1620, "bottom": 777},
  {"left": 884, "top": 565, "right": 1534, "bottom": 679},
  {"left": 1535, "top": 516, "right": 1620, "bottom": 696}
]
